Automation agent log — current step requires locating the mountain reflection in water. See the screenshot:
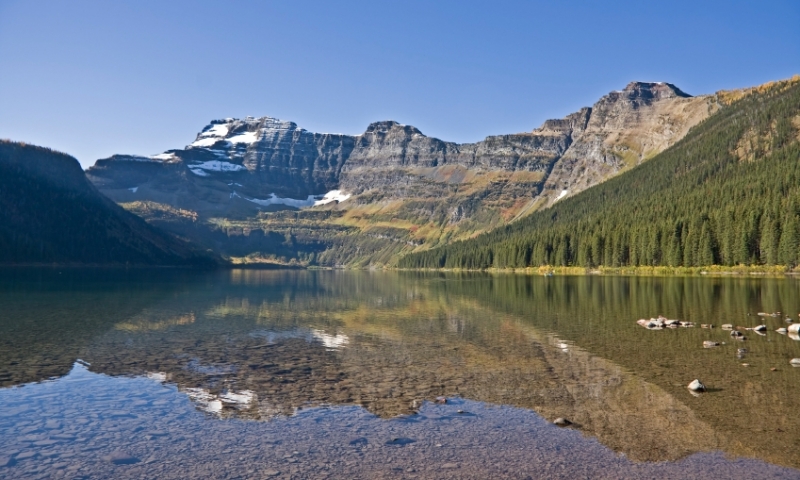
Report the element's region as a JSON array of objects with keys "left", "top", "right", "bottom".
[{"left": 1, "top": 269, "right": 800, "bottom": 478}]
